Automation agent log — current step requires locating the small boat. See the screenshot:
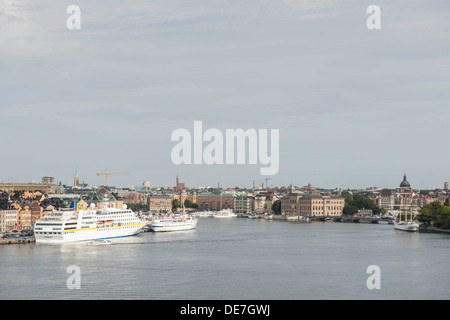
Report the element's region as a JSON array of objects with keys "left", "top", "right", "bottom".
[
  {"left": 264, "top": 214, "right": 273, "bottom": 220},
  {"left": 86, "top": 239, "right": 112, "bottom": 246},
  {"left": 300, "top": 216, "right": 310, "bottom": 222}
]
